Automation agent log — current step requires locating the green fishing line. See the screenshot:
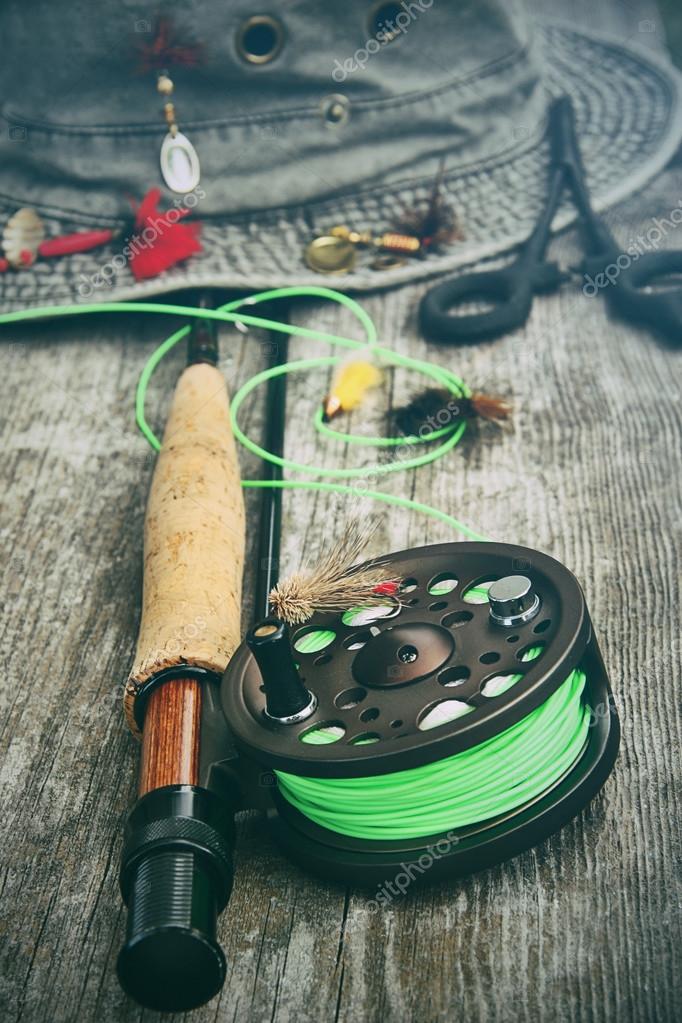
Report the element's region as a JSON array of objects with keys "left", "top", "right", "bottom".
[
  {"left": 277, "top": 669, "right": 590, "bottom": 840},
  {"left": 0, "top": 289, "right": 484, "bottom": 540}
]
